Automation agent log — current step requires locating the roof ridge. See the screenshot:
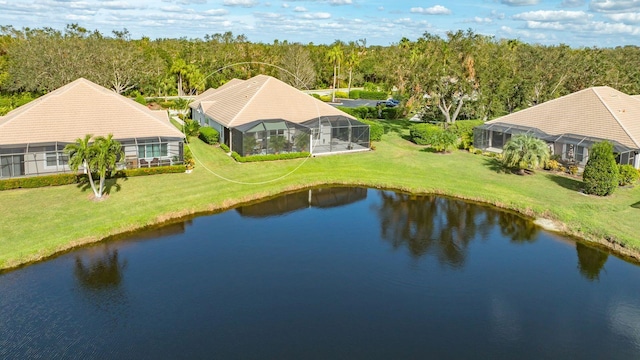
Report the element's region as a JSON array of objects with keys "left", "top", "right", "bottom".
[
  {"left": 228, "top": 76, "right": 270, "bottom": 127},
  {"left": 592, "top": 87, "right": 640, "bottom": 148}
]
